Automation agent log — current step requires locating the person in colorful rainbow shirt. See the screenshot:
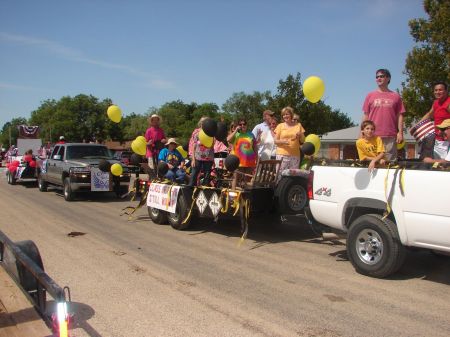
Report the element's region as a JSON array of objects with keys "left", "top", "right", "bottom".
[{"left": 227, "top": 117, "right": 257, "bottom": 175}]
